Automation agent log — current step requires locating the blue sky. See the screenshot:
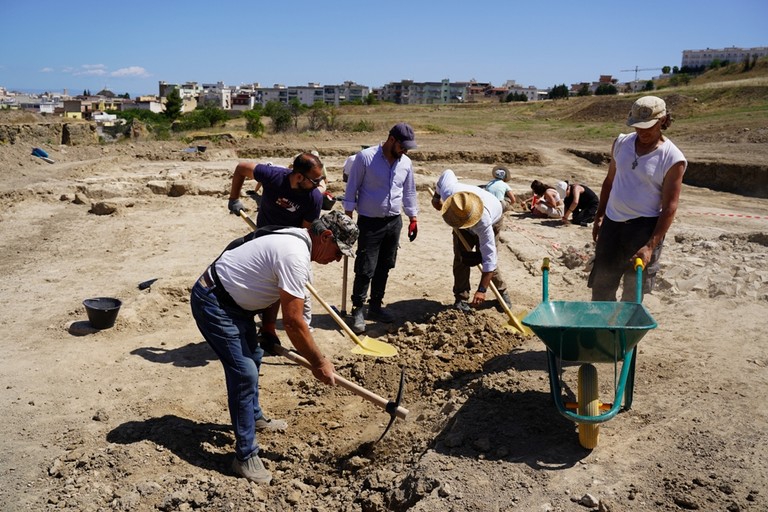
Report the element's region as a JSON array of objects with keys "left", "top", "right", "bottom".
[{"left": 2, "top": 0, "right": 766, "bottom": 98}]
